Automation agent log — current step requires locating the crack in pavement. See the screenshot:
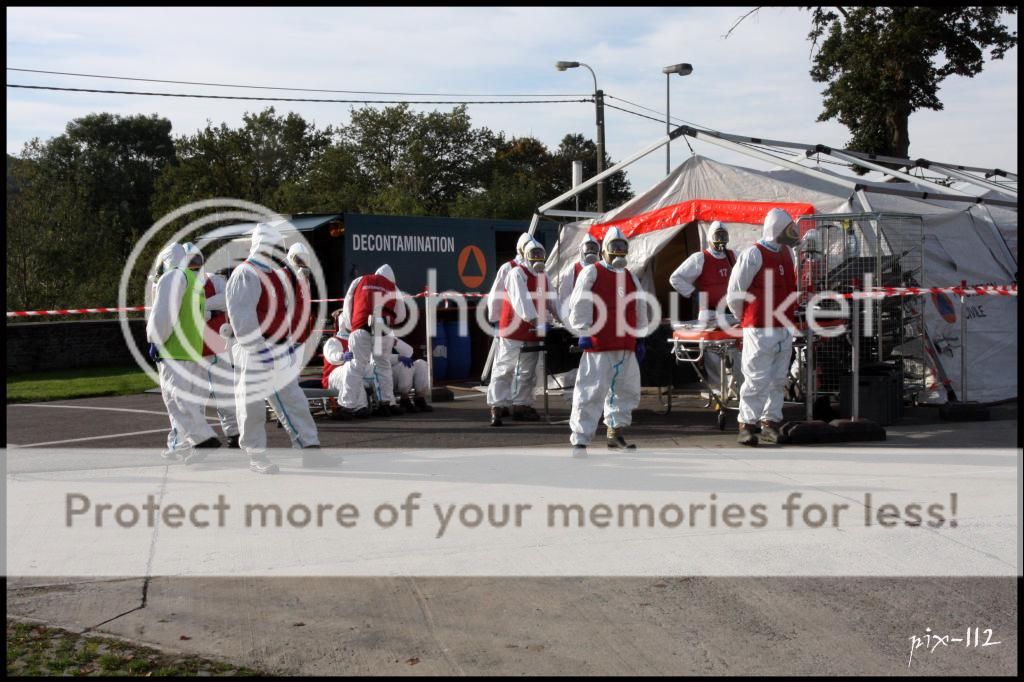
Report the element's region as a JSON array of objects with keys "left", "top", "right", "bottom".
[{"left": 83, "top": 463, "right": 169, "bottom": 633}]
